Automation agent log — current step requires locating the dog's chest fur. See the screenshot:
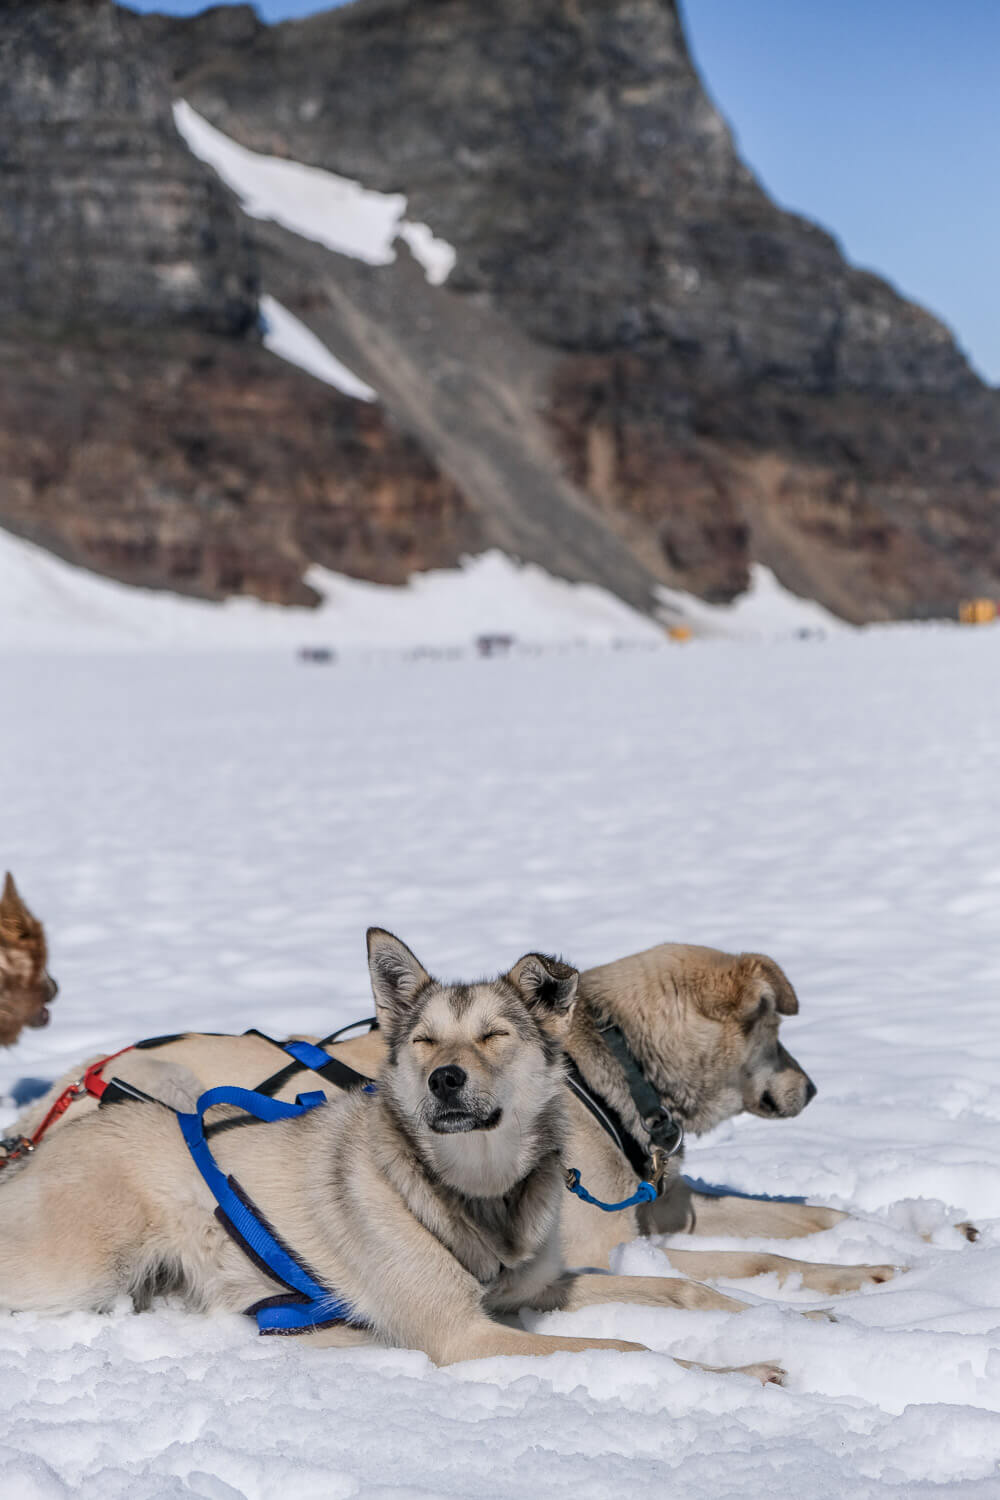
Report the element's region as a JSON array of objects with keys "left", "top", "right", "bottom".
[{"left": 376, "top": 1109, "right": 564, "bottom": 1290}]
